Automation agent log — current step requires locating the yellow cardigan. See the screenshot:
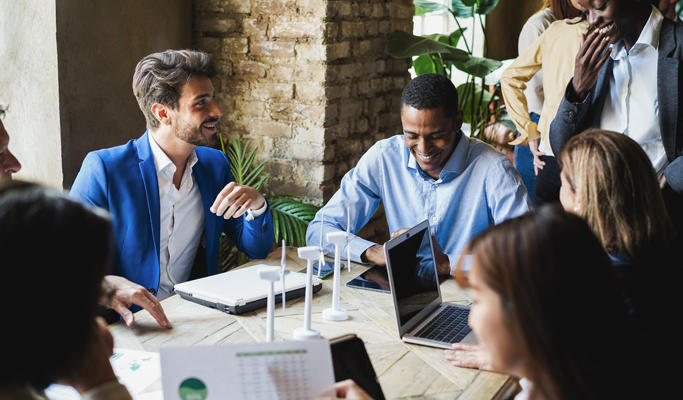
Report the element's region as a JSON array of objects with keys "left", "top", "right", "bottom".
[{"left": 501, "top": 17, "right": 587, "bottom": 153}]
